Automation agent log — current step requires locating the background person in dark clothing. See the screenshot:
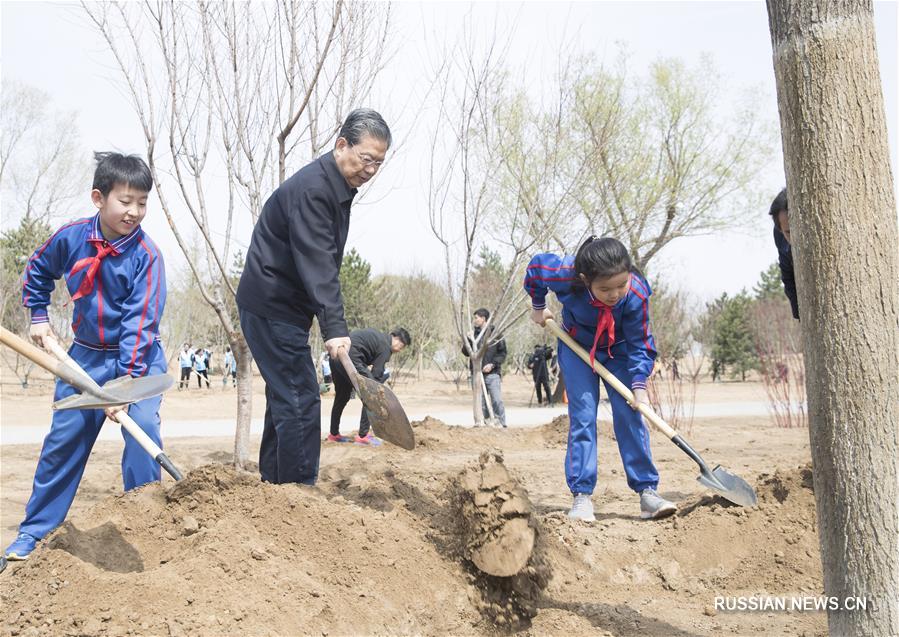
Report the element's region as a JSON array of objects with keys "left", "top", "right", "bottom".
[
  {"left": 236, "top": 108, "right": 391, "bottom": 485},
  {"left": 770, "top": 188, "right": 799, "bottom": 320},
  {"left": 328, "top": 328, "right": 411, "bottom": 444},
  {"left": 461, "top": 308, "right": 508, "bottom": 427},
  {"left": 527, "top": 344, "right": 554, "bottom": 406}
]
